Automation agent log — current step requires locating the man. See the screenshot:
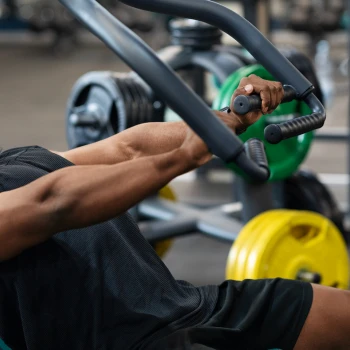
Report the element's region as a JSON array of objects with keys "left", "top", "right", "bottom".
[{"left": 0, "top": 75, "right": 348, "bottom": 350}]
